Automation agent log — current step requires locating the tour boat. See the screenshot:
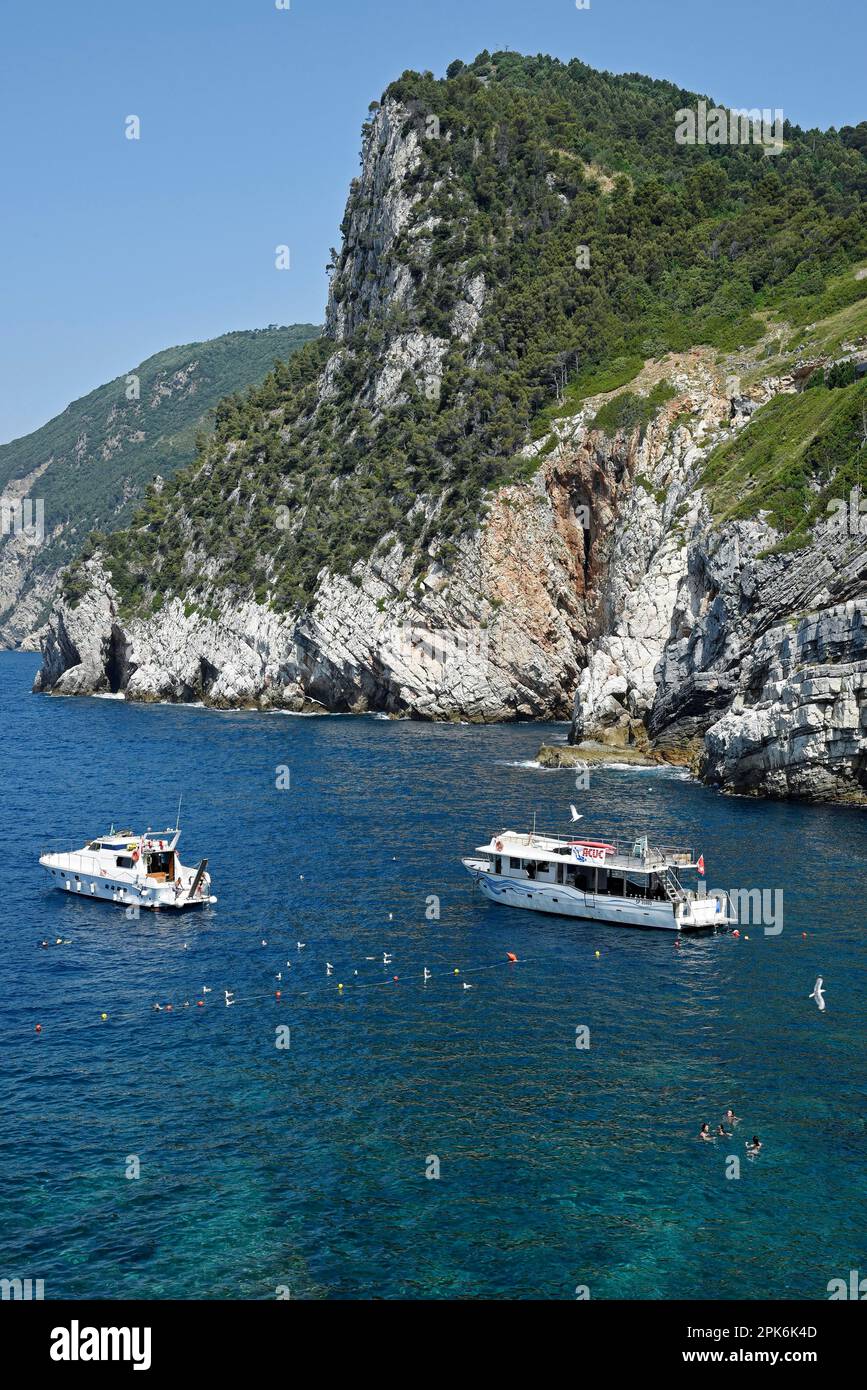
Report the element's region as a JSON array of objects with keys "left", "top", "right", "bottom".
[
  {"left": 39, "top": 826, "right": 215, "bottom": 911},
  {"left": 462, "top": 825, "right": 732, "bottom": 931}
]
